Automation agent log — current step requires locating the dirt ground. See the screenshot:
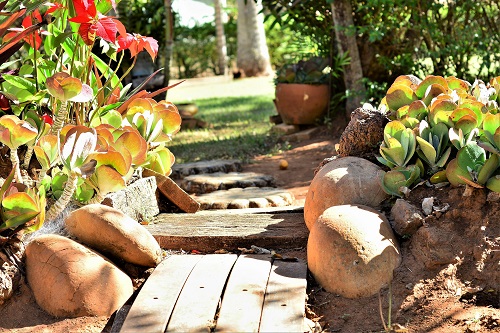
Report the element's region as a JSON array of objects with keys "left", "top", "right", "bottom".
[{"left": 1, "top": 126, "right": 499, "bottom": 332}]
